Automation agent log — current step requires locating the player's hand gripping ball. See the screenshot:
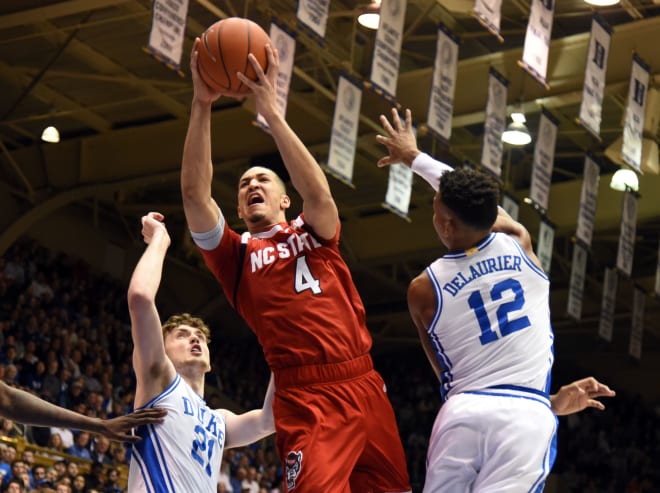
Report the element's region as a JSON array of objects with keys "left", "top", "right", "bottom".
[{"left": 196, "top": 17, "right": 270, "bottom": 98}]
